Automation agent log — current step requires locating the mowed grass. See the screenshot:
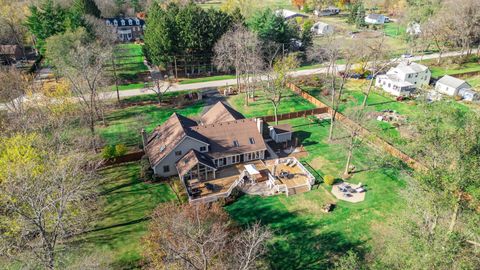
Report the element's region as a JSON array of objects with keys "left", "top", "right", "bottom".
[
  {"left": 77, "top": 163, "right": 175, "bottom": 269},
  {"left": 301, "top": 79, "right": 472, "bottom": 148},
  {"left": 110, "top": 44, "right": 149, "bottom": 90},
  {"left": 98, "top": 95, "right": 204, "bottom": 146},
  {"left": 226, "top": 89, "right": 317, "bottom": 118},
  {"left": 179, "top": 74, "right": 236, "bottom": 85},
  {"left": 466, "top": 75, "right": 480, "bottom": 88},
  {"left": 227, "top": 116, "right": 407, "bottom": 269}
]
